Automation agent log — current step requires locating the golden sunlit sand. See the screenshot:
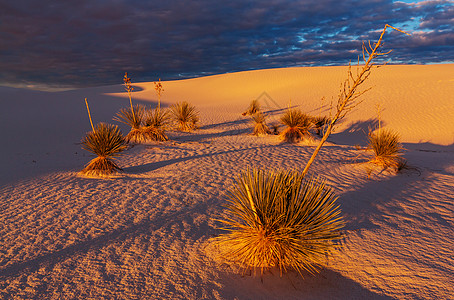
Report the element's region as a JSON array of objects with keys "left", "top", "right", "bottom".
[{"left": 0, "top": 64, "right": 453, "bottom": 299}]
